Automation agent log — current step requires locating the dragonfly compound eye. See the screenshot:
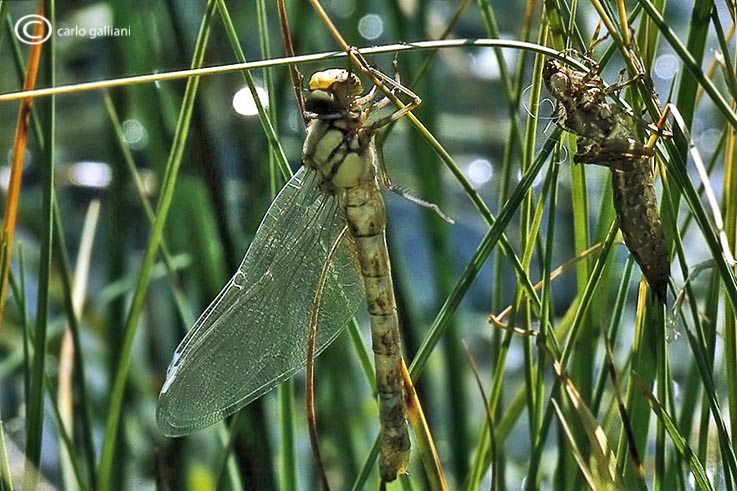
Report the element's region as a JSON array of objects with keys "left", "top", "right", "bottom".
[
  {"left": 306, "top": 69, "right": 364, "bottom": 114},
  {"left": 542, "top": 59, "right": 560, "bottom": 80},
  {"left": 542, "top": 60, "right": 569, "bottom": 95},
  {"left": 305, "top": 89, "right": 342, "bottom": 114}
]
